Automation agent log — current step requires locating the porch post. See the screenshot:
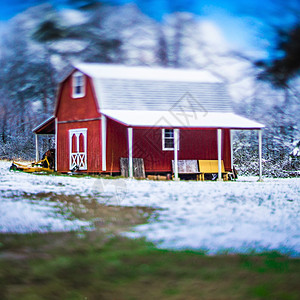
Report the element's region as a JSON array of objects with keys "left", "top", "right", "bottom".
[
  {"left": 128, "top": 127, "right": 133, "bottom": 178},
  {"left": 174, "top": 128, "right": 179, "bottom": 180},
  {"left": 101, "top": 115, "right": 107, "bottom": 171},
  {"left": 230, "top": 129, "right": 233, "bottom": 170},
  {"left": 217, "top": 129, "right": 222, "bottom": 181},
  {"left": 35, "top": 134, "right": 39, "bottom": 162},
  {"left": 258, "top": 129, "right": 263, "bottom": 182}
]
